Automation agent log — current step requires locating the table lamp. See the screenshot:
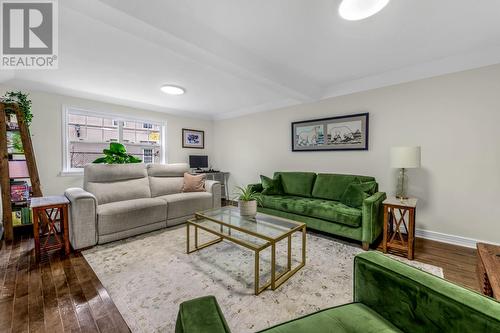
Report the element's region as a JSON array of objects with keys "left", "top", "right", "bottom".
[{"left": 390, "top": 146, "right": 421, "bottom": 199}]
